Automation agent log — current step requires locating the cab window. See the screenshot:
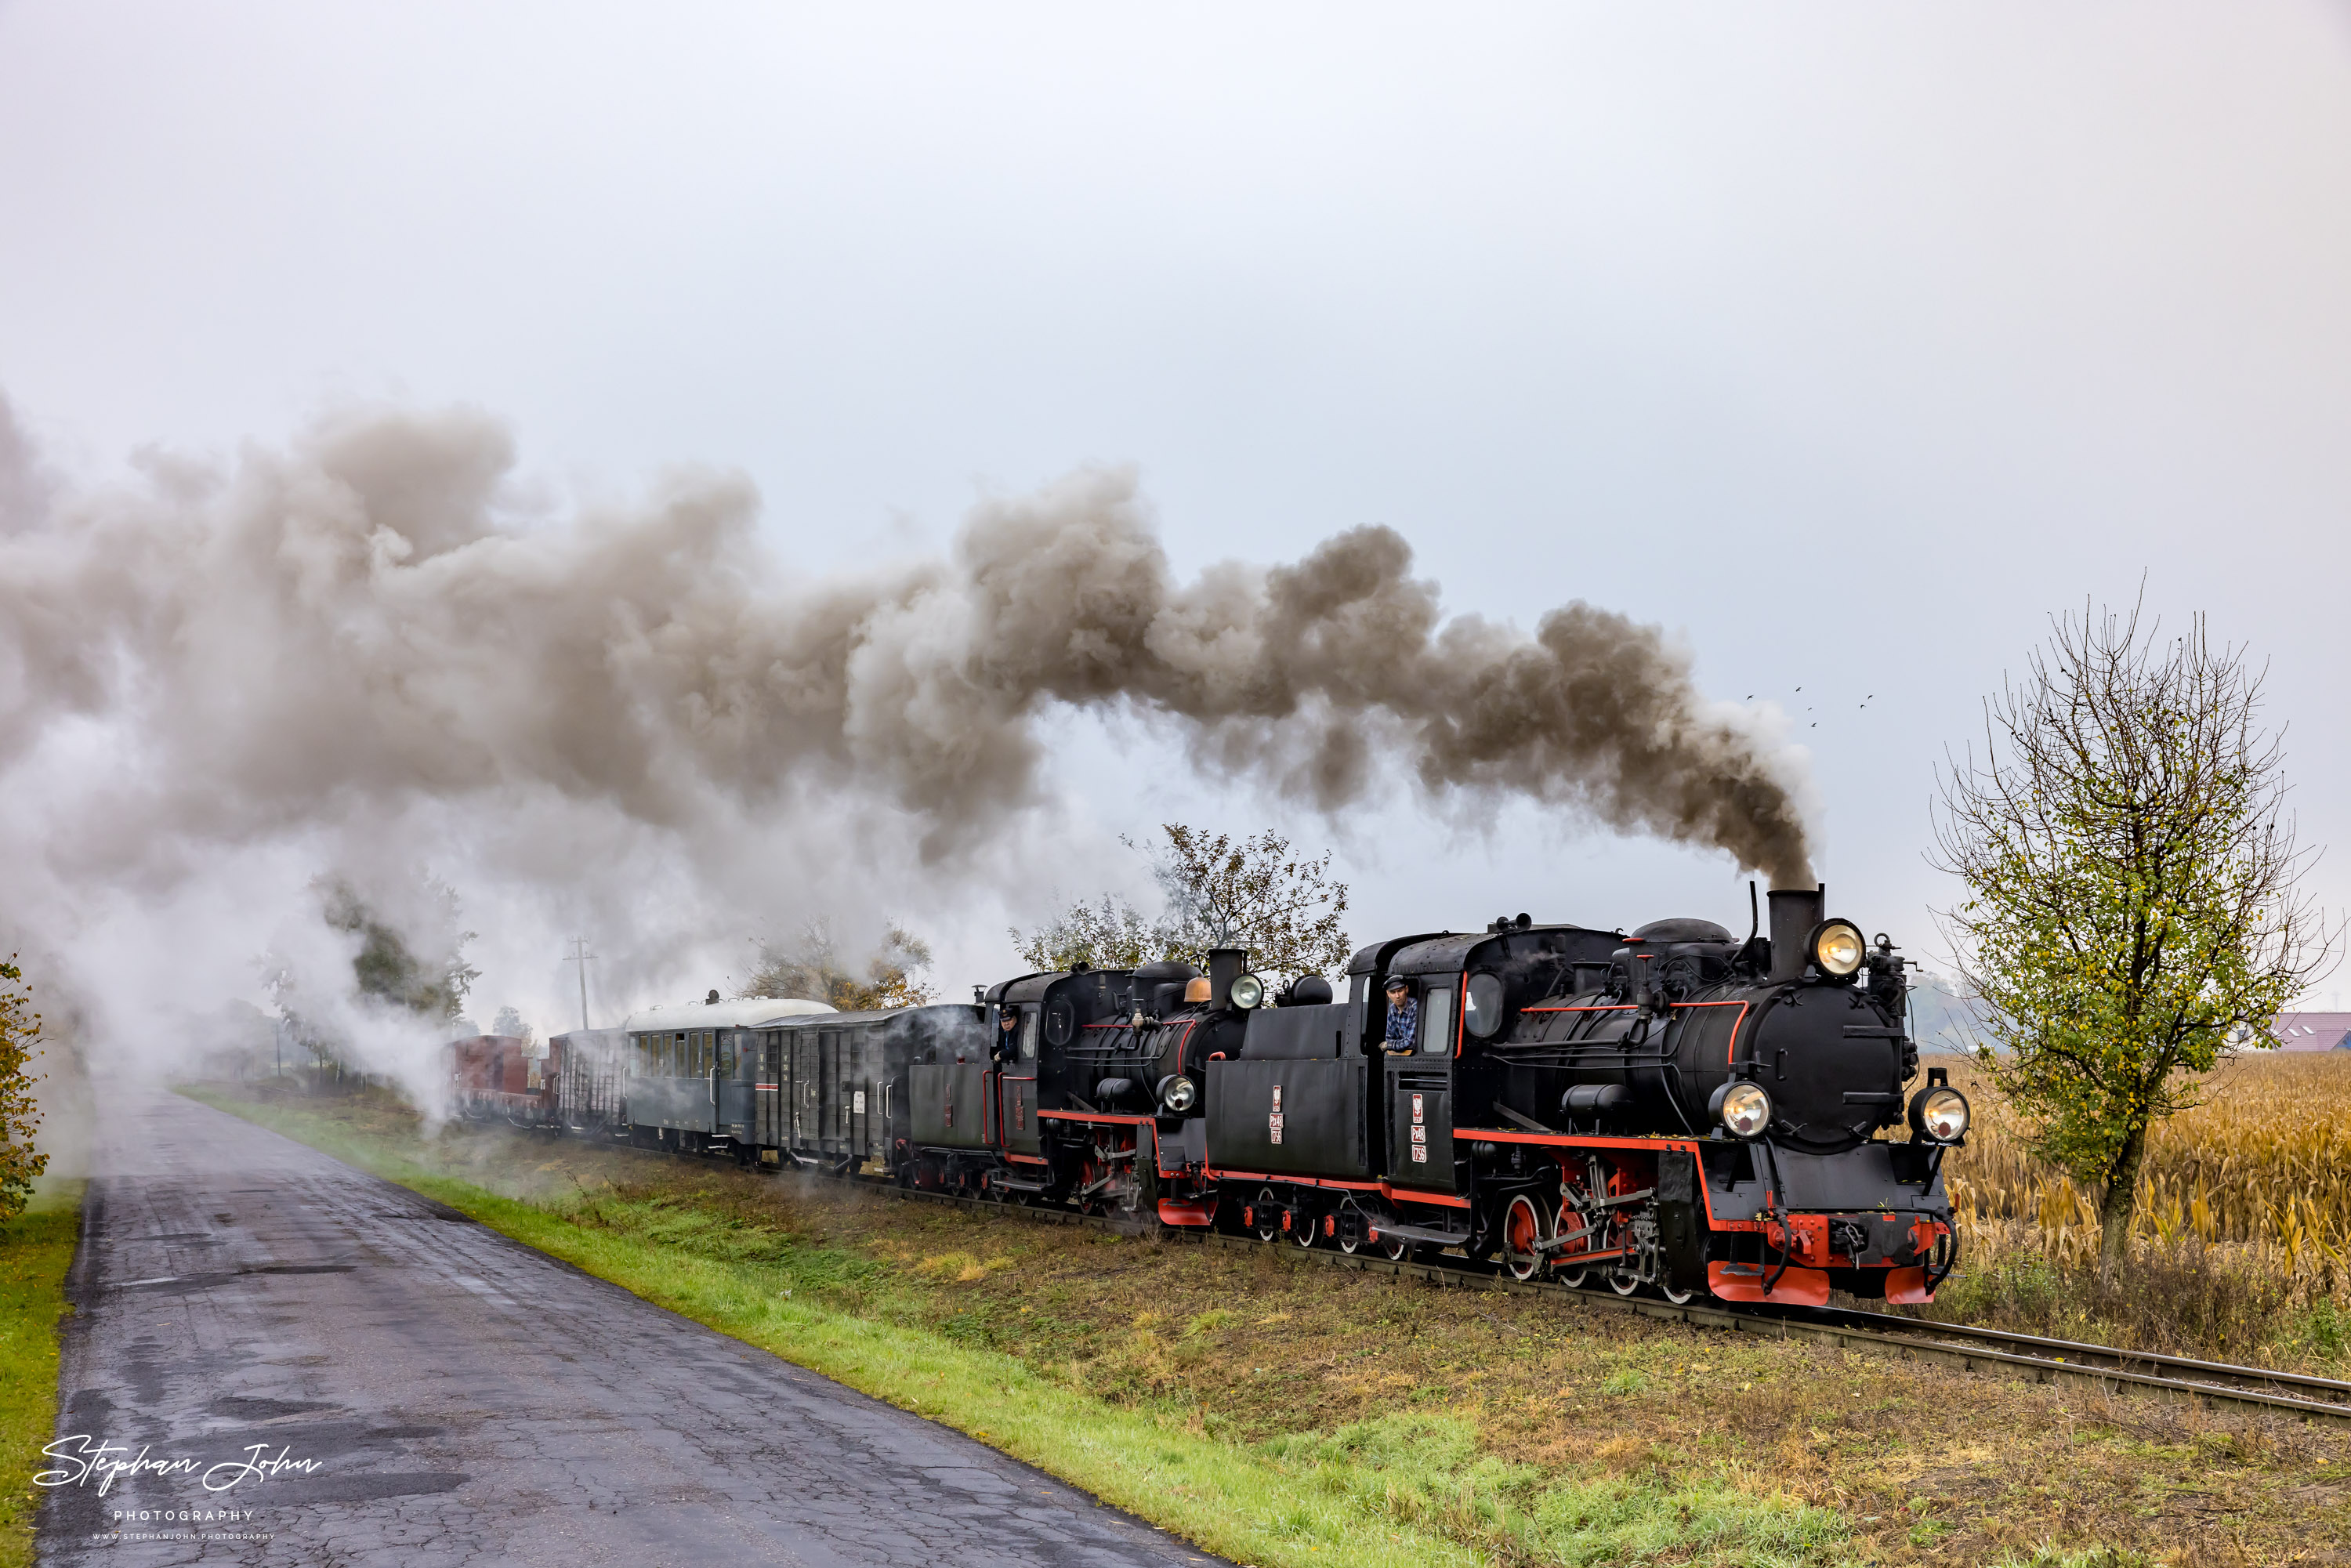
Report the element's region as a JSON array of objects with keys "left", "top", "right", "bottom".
[
  {"left": 1019, "top": 1008, "right": 1040, "bottom": 1062},
  {"left": 1422, "top": 987, "right": 1454, "bottom": 1054}
]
